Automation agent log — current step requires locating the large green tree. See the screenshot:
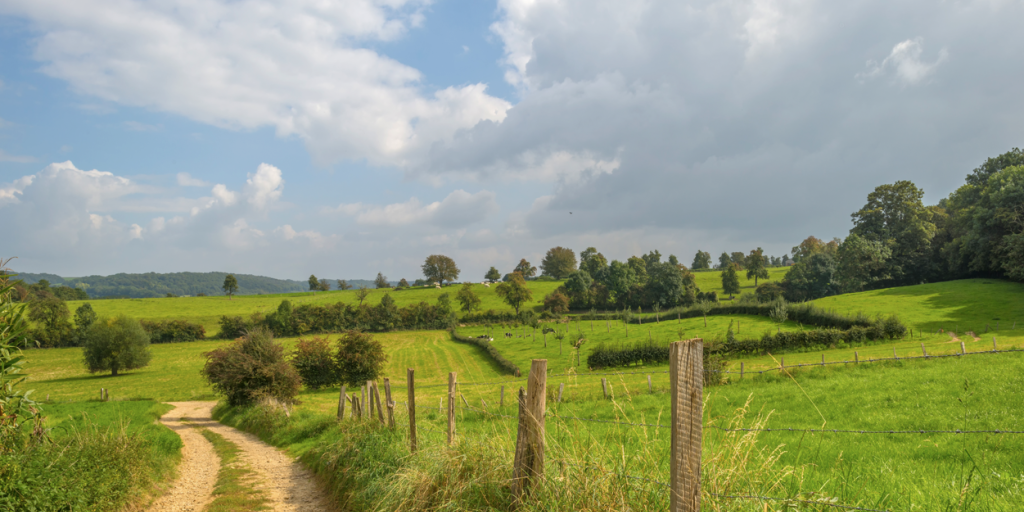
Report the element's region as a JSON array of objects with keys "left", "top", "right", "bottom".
[
  {"left": 374, "top": 272, "right": 389, "bottom": 289},
  {"left": 782, "top": 252, "right": 839, "bottom": 301},
  {"left": 717, "top": 252, "right": 732, "bottom": 269},
  {"left": 850, "top": 180, "right": 936, "bottom": 287},
  {"left": 456, "top": 283, "right": 482, "bottom": 313},
  {"left": 484, "top": 267, "right": 501, "bottom": 283},
  {"left": 495, "top": 271, "right": 533, "bottom": 315},
  {"left": 422, "top": 255, "right": 460, "bottom": 285},
  {"left": 83, "top": 315, "right": 152, "bottom": 376},
  {"left": 721, "top": 263, "right": 741, "bottom": 298},
  {"left": 540, "top": 247, "right": 577, "bottom": 279},
  {"left": 691, "top": 250, "right": 712, "bottom": 270},
  {"left": 744, "top": 248, "right": 770, "bottom": 286},
  {"left": 579, "top": 247, "right": 608, "bottom": 279},
  {"left": 836, "top": 233, "right": 891, "bottom": 292},
  {"left": 308, "top": 274, "right": 319, "bottom": 291},
  {"left": 514, "top": 258, "right": 538, "bottom": 278}
]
